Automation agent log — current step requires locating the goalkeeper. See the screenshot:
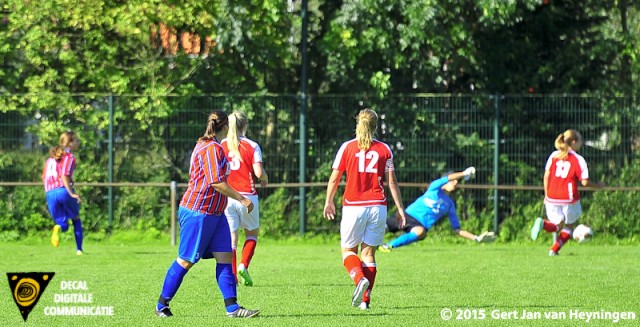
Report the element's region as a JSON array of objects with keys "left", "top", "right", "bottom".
[{"left": 379, "top": 167, "right": 495, "bottom": 252}]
